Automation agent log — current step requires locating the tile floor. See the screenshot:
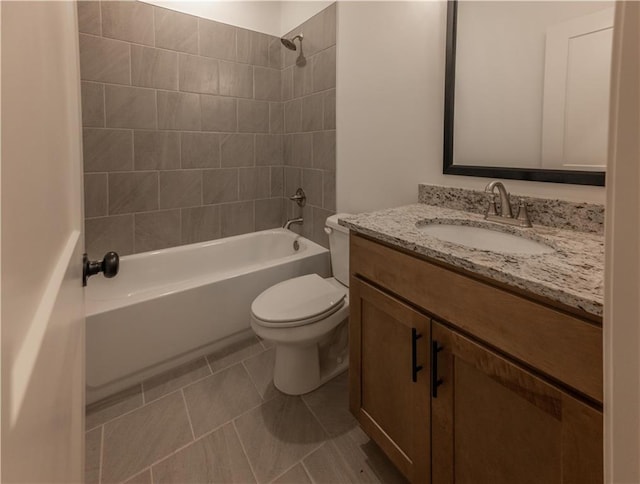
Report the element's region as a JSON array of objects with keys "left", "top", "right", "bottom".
[{"left": 86, "top": 334, "right": 407, "bottom": 484}]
